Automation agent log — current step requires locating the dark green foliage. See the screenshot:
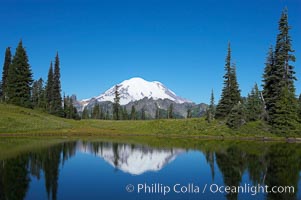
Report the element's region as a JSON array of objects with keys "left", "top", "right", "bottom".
[
  {"left": 52, "top": 53, "right": 63, "bottom": 117},
  {"left": 45, "top": 62, "right": 54, "bottom": 113},
  {"left": 1, "top": 47, "right": 12, "bottom": 101},
  {"left": 272, "top": 86, "right": 299, "bottom": 135},
  {"left": 113, "top": 85, "right": 120, "bottom": 120},
  {"left": 130, "top": 105, "right": 137, "bottom": 120},
  {"left": 216, "top": 43, "right": 241, "bottom": 119},
  {"left": 92, "top": 103, "right": 101, "bottom": 119},
  {"left": 168, "top": 103, "right": 174, "bottom": 119},
  {"left": 32, "top": 78, "right": 46, "bottom": 109},
  {"left": 186, "top": 108, "right": 192, "bottom": 119},
  {"left": 245, "top": 83, "right": 265, "bottom": 121},
  {"left": 141, "top": 107, "right": 146, "bottom": 120},
  {"left": 63, "top": 95, "right": 80, "bottom": 120},
  {"left": 6, "top": 40, "right": 33, "bottom": 108},
  {"left": 82, "top": 107, "right": 90, "bottom": 119},
  {"left": 226, "top": 102, "right": 246, "bottom": 129},
  {"left": 206, "top": 89, "right": 215, "bottom": 123},
  {"left": 262, "top": 47, "right": 276, "bottom": 120},
  {"left": 0, "top": 80, "right": 2, "bottom": 101},
  {"left": 121, "top": 106, "right": 128, "bottom": 120},
  {"left": 298, "top": 94, "right": 301, "bottom": 122},
  {"left": 262, "top": 9, "right": 298, "bottom": 133}
]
